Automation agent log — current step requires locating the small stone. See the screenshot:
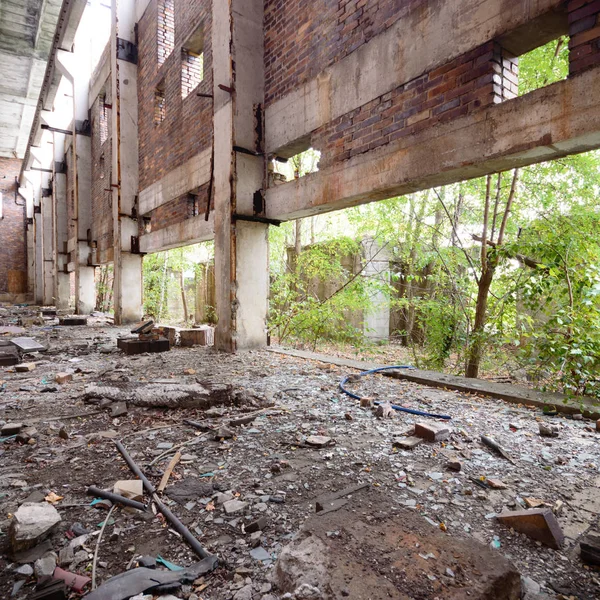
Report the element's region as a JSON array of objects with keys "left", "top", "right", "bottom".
[
  {"left": 14, "top": 564, "right": 34, "bottom": 577},
  {"left": 539, "top": 423, "right": 560, "bottom": 438},
  {"left": 375, "top": 402, "right": 394, "bottom": 419},
  {"left": 223, "top": 499, "right": 248, "bottom": 514},
  {"left": 215, "top": 426, "right": 235, "bottom": 440},
  {"left": 233, "top": 584, "right": 254, "bottom": 600},
  {"left": 596, "top": 419, "right": 600, "bottom": 432},
  {"left": 487, "top": 479, "right": 507, "bottom": 490},
  {"left": 305, "top": 435, "right": 332, "bottom": 447},
  {"left": 137, "top": 556, "right": 157, "bottom": 569},
  {"left": 34, "top": 552, "right": 57, "bottom": 580},
  {"left": 157, "top": 442, "right": 173, "bottom": 450},
  {"left": 1, "top": 422, "right": 23, "bottom": 436},
  {"left": 414, "top": 422, "right": 451, "bottom": 442},
  {"left": 55, "top": 372, "right": 73, "bottom": 385},
  {"left": 393, "top": 436, "right": 423, "bottom": 450},
  {"left": 246, "top": 516, "right": 268, "bottom": 534},
  {"left": 15, "top": 363, "right": 35, "bottom": 372},
  {"left": 214, "top": 492, "right": 234, "bottom": 505},
  {"left": 110, "top": 402, "right": 128, "bottom": 417},
  {"left": 572, "top": 413, "right": 583, "bottom": 420},
  {"left": 360, "top": 397, "right": 373, "bottom": 408},
  {"left": 446, "top": 460, "right": 462, "bottom": 472},
  {"left": 250, "top": 546, "right": 271, "bottom": 561},
  {"left": 344, "top": 413, "right": 353, "bottom": 421},
  {"left": 58, "top": 427, "right": 69, "bottom": 440}
]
